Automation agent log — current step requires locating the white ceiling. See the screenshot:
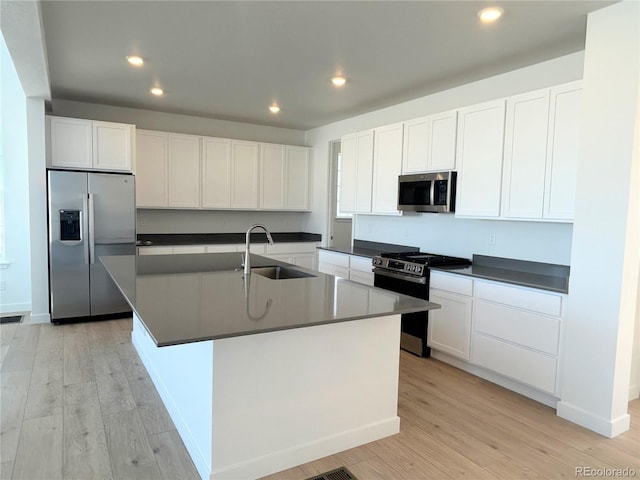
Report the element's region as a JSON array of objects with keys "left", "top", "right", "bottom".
[{"left": 40, "top": 0, "right": 614, "bottom": 130}]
